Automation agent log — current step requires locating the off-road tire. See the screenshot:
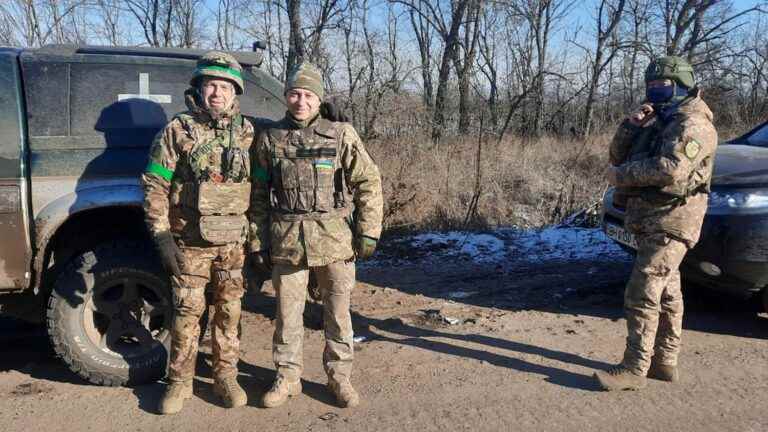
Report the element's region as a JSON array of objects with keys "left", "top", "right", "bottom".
[{"left": 47, "top": 240, "right": 172, "bottom": 386}]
